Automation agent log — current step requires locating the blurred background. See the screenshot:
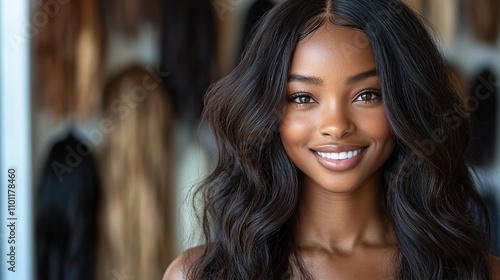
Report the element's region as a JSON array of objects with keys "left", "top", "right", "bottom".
[{"left": 0, "top": 0, "right": 499, "bottom": 279}]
